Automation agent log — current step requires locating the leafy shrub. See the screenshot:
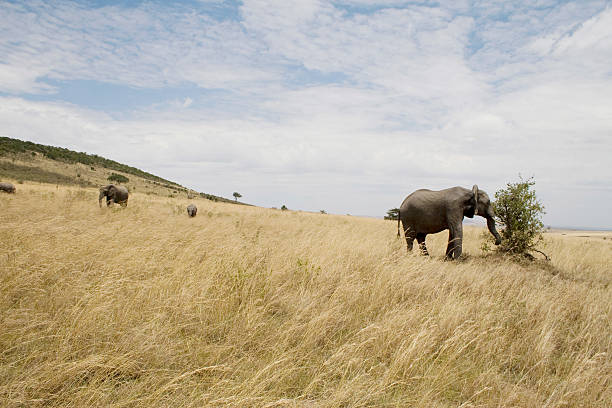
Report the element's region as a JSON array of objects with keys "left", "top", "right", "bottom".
[
  {"left": 281, "top": 205, "right": 288, "bottom": 211},
  {"left": 492, "top": 177, "right": 546, "bottom": 257},
  {"left": 107, "top": 173, "right": 129, "bottom": 183}
]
